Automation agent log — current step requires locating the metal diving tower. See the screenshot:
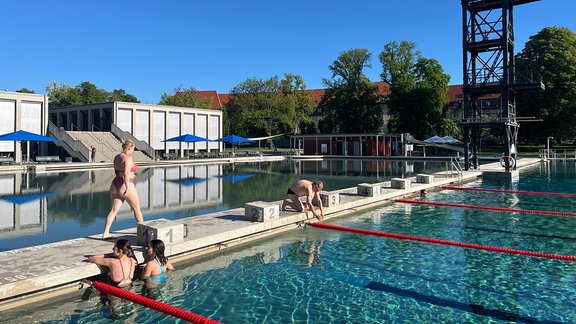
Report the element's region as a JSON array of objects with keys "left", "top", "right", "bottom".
[{"left": 461, "top": 0, "right": 544, "bottom": 171}]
